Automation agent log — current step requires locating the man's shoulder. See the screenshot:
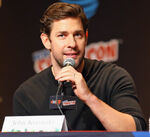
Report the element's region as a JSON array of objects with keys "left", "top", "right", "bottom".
[
  {"left": 25, "top": 67, "right": 50, "bottom": 83},
  {"left": 84, "top": 58, "right": 117, "bottom": 72},
  {"left": 84, "top": 58, "right": 131, "bottom": 79},
  {"left": 16, "top": 67, "right": 51, "bottom": 93}
]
